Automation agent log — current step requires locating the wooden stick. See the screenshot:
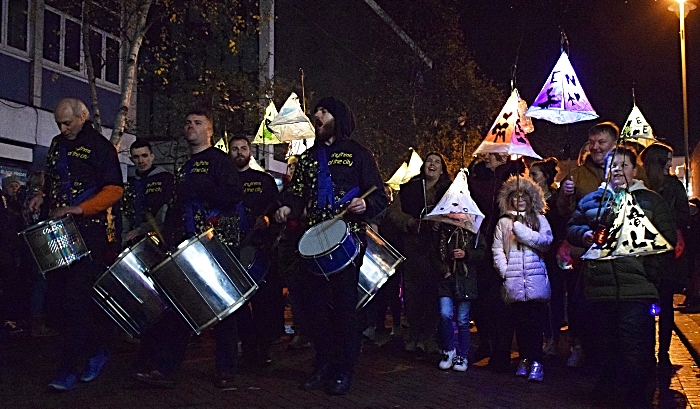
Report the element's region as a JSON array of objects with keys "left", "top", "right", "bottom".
[{"left": 332, "top": 185, "right": 378, "bottom": 222}]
